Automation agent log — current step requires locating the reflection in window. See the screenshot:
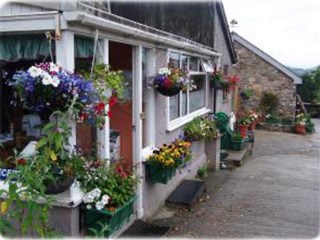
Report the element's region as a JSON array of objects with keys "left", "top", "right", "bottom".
[
  {"left": 181, "top": 55, "right": 188, "bottom": 72},
  {"left": 169, "top": 52, "right": 180, "bottom": 68},
  {"left": 189, "top": 75, "right": 206, "bottom": 113},
  {"left": 189, "top": 57, "right": 199, "bottom": 71}
]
